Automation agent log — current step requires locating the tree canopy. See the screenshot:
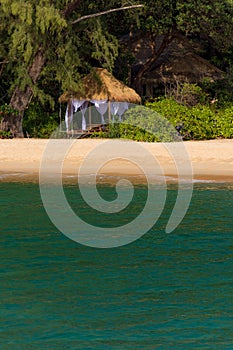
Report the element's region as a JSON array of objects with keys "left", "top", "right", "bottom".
[
  {"left": 0, "top": 1, "right": 128, "bottom": 104},
  {"left": 129, "top": 0, "right": 233, "bottom": 92},
  {"left": 0, "top": 0, "right": 233, "bottom": 136}
]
